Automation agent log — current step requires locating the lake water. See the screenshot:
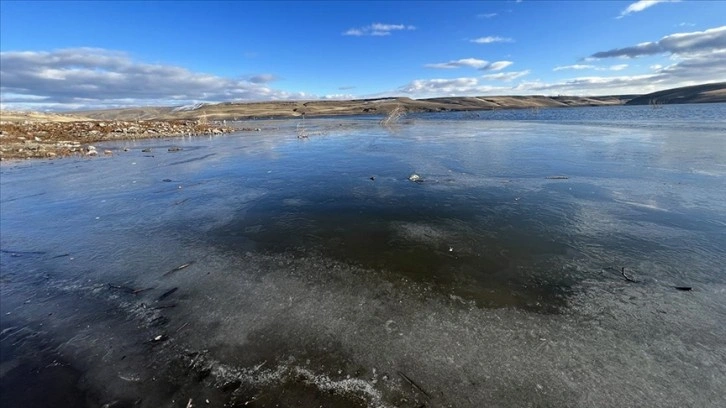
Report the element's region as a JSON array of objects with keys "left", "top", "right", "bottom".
[{"left": 1, "top": 104, "right": 725, "bottom": 407}]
